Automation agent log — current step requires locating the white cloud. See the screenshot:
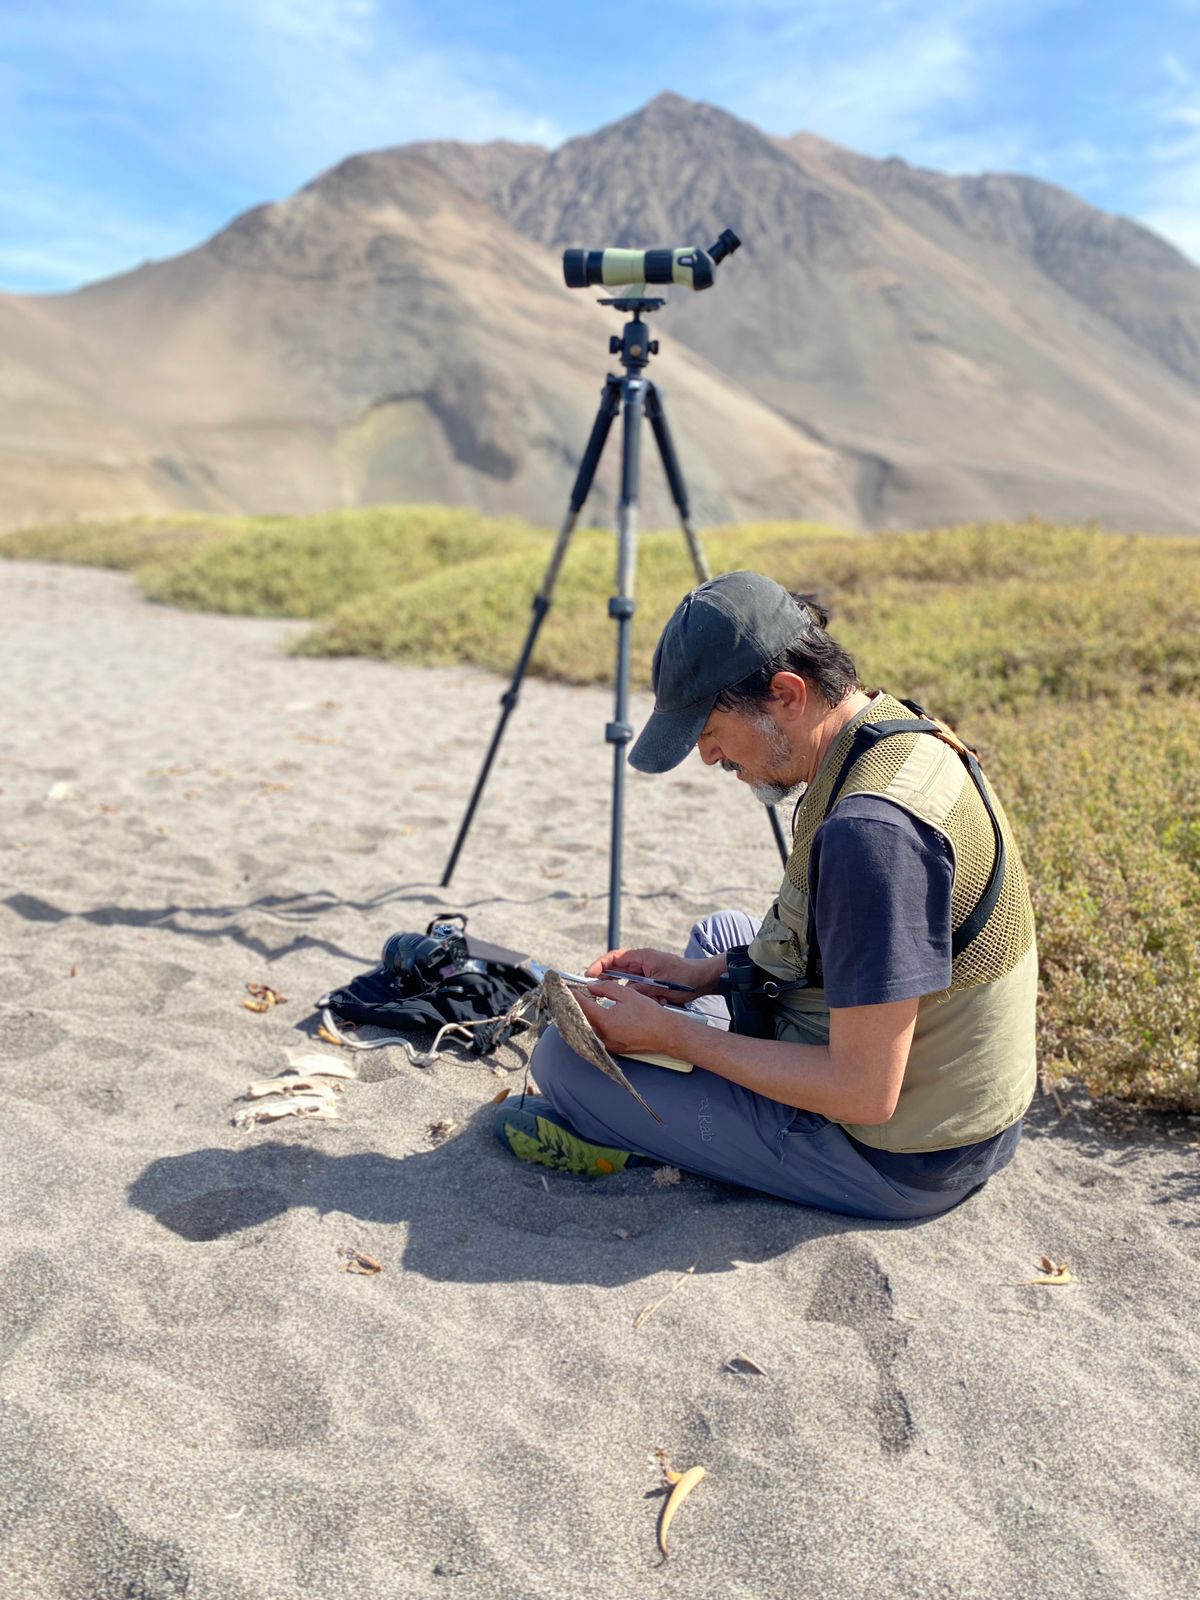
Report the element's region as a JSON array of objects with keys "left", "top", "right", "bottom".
[
  {"left": 711, "top": 4, "right": 980, "bottom": 150},
  {"left": 1140, "top": 208, "right": 1200, "bottom": 261},
  {"left": 696, "top": 0, "right": 1072, "bottom": 180},
  {"left": 0, "top": 0, "right": 564, "bottom": 290},
  {"left": 791, "top": 28, "right": 976, "bottom": 151},
  {"left": 0, "top": 180, "right": 212, "bottom": 292},
  {"left": 1135, "top": 58, "right": 1200, "bottom": 264},
  {"left": 73, "top": 0, "right": 566, "bottom": 189},
  {"left": 248, "top": 0, "right": 375, "bottom": 42}
]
